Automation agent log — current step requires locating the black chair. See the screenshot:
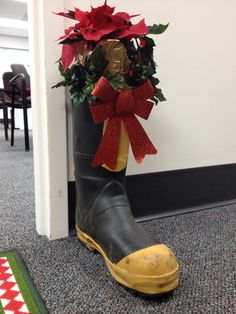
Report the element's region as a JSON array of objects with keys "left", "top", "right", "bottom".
[
  {"left": 9, "top": 64, "right": 31, "bottom": 151},
  {"left": 0, "top": 85, "right": 9, "bottom": 141}
]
